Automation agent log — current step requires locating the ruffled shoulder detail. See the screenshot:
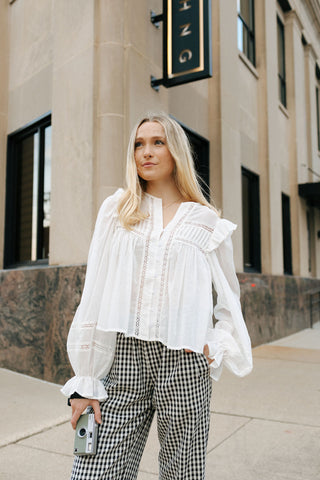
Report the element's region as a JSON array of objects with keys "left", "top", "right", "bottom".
[{"left": 207, "top": 218, "right": 237, "bottom": 252}]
